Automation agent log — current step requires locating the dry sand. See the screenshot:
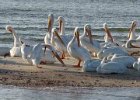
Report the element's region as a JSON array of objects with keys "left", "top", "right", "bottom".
[{"left": 0, "top": 56, "right": 139, "bottom": 88}]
